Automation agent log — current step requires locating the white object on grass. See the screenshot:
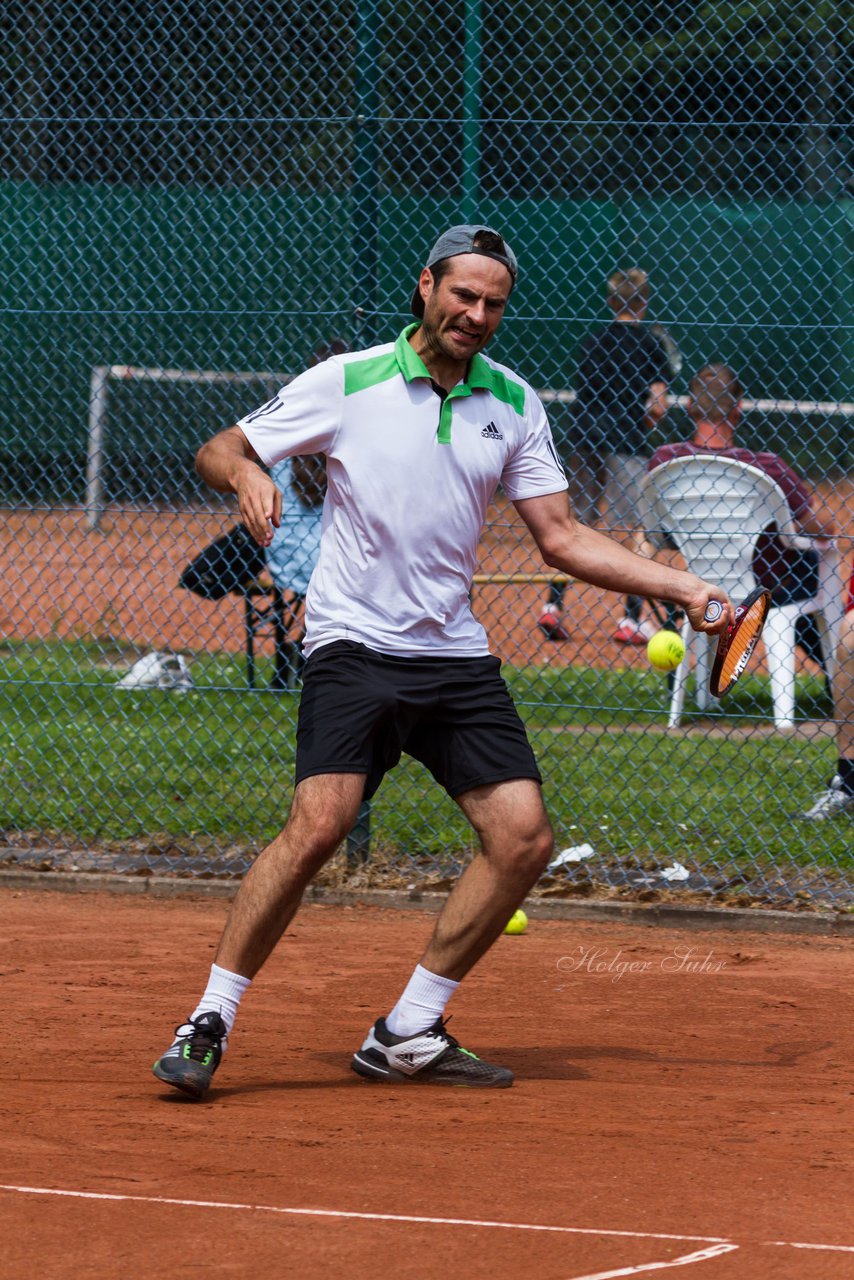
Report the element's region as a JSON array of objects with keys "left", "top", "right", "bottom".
[
  {"left": 549, "top": 843, "right": 595, "bottom": 869},
  {"left": 660, "top": 862, "right": 690, "bottom": 882}
]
